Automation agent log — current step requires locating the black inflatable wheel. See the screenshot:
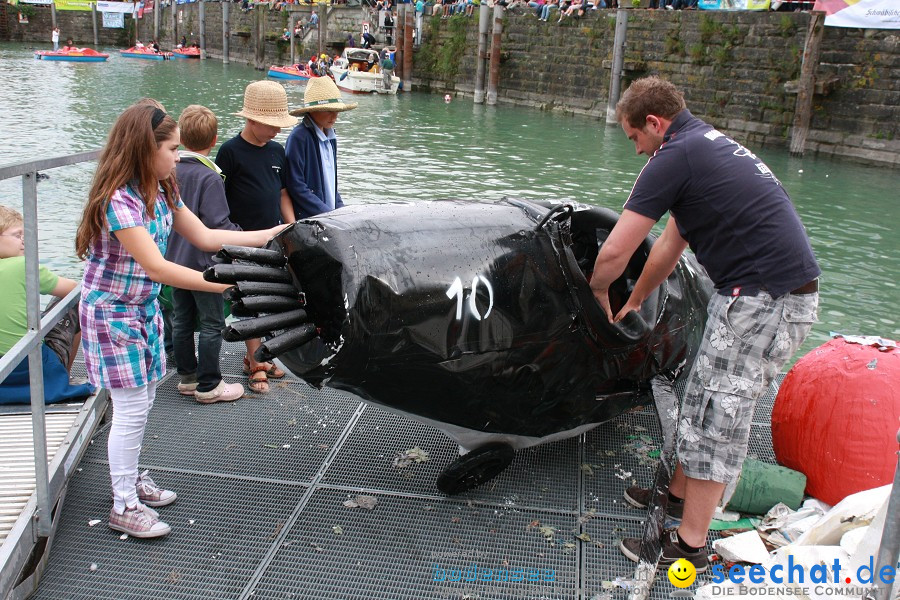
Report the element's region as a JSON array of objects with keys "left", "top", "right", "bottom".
[{"left": 436, "top": 443, "right": 516, "bottom": 495}]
